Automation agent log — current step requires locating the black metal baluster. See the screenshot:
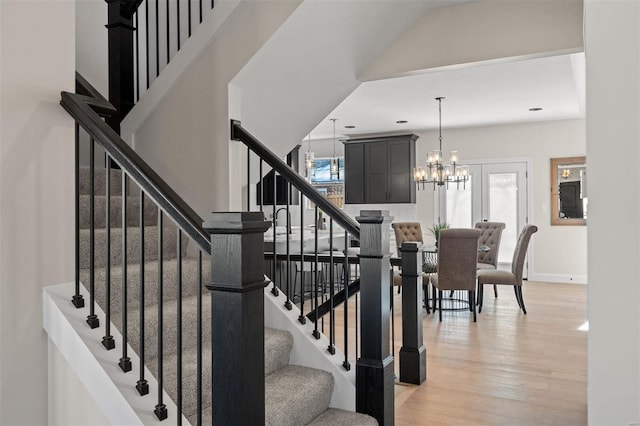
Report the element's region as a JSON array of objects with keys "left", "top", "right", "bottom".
[
  {"left": 120, "top": 175, "right": 132, "bottom": 372},
  {"left": 166, "top": 0, "right": 170, "bottom": 67},
  {"left": 146, "top": 0, "right": 150, "bottom": 89},
  {"left": 176, "top": 0, "right": 181, "bottom": 52},
  {"left": 298, "top": 198, "right": 305, "bottom": 324},
  {"left": 343, "top": 230, "right": 350, "bottom": 370},
  {"left": 102, "top": 157, "right": 115, "bottom": 349},
  {"left": 136, "top": 190, "right": 149, "bottom": 395},
  {"left": 271, "top": 171, "right": 278, "bottom": 297},
  {"left": 211, "top": 0, "right": 213, "bottom": 10},
  {"left": 259, "top": 159, "right": 263, "bottom": 212},
  {"left": 246, "top": 147, "right": 250, "bottom": 210},
  {"left": 284, "top": 182, "right": 292, "bottom": 310},
  {"left": 154, "top": 210, "right": 168, "bottom": 420},
  {"left": 135, "top": 11, "right": 140, "bottom": 102},
  {"left": 187, "top": 0, "right": 192, "bottom": 37},
  {"left": 312, "top": 206, "right": 320, "bottom": 339},
  {"left": 155, "top": 0, "right": 160, "bottom": 78},
  {"left": 72, "top": 124, "right": 84, "bottom": 308},
  {"left": 196, "top": 250, "right": 202, "bottom": 426},
  {"left": 355, "top": 292, "right": 359, "bottom": 359},
  {"left": 328, "top": 218, "right": 335, "bottom": 354},
  {"left": 176, "top": 229, "right": 183, "bottom": 425},
  {"left": 87, "top": 138, "right": 99, "bottom": 329},
  {"left": 199, "top": 0, "right": 202, "bottom": 23}
]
